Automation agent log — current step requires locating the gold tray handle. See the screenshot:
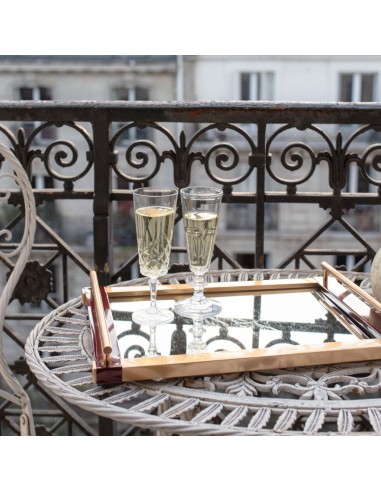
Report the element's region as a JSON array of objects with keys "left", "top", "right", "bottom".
[
  {"left": 90, "top": 271, "right": 112, "bottom": 365},
  {"left": 321, "top": 261, "right": 381, "bottom": 313}
]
